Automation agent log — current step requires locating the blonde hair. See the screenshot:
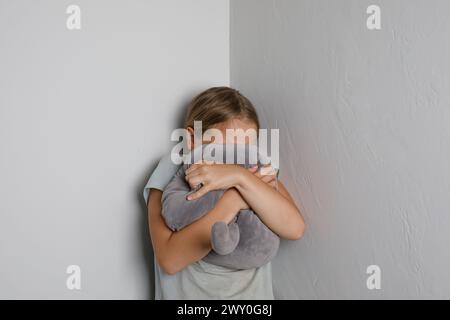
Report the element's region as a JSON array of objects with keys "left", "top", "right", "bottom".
[{"left": 184, "top": 87, "right": 260, "bottom": 131}]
